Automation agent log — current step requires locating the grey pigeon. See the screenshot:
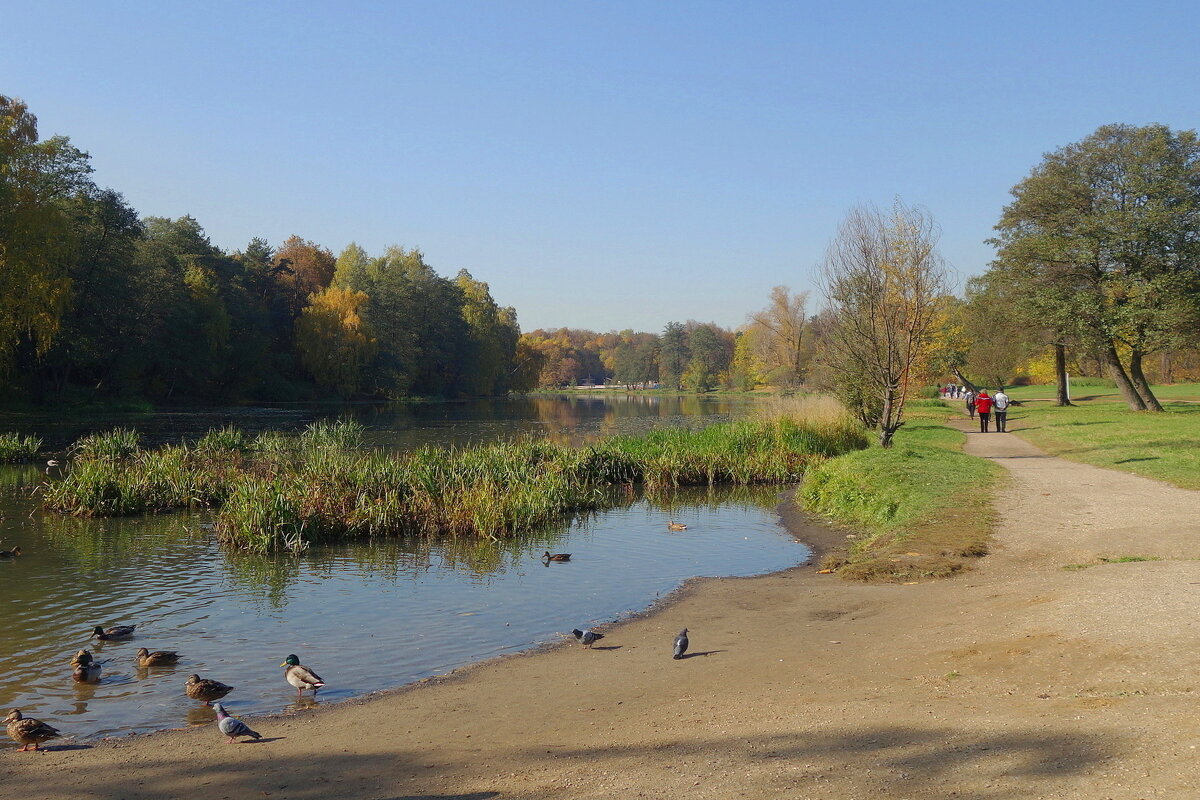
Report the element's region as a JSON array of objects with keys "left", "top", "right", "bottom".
[
  {"left": 571, "top": 628, "right": 604, "bottom": 649},
  {"left": 213, "top": 702, "right": 261, "bottom": 743},
  {"left": 673, "top": 628, "right": 689, "bottom": 659}
]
